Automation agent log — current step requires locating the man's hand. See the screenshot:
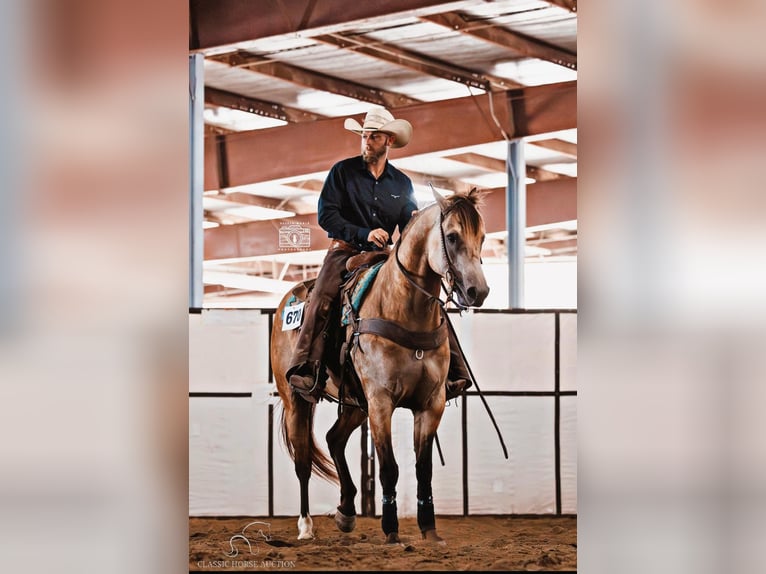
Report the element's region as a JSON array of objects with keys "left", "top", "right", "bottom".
[{"left": 367, "top": 228, "right": 390, "bottom": 248}]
